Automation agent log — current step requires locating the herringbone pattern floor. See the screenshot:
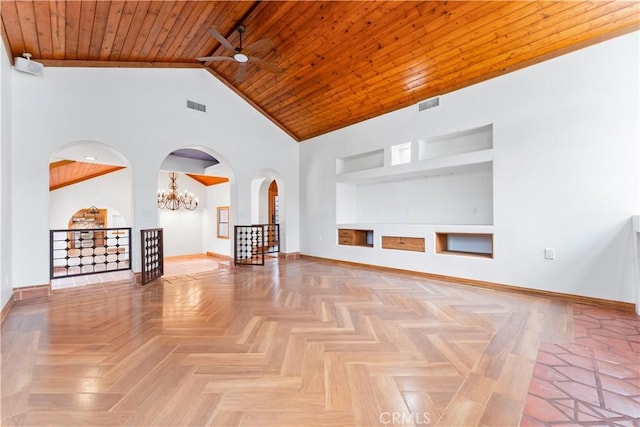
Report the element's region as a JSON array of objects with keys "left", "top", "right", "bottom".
[{"left": 2, "top": 257, "right": 576, "bottom": 426}]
